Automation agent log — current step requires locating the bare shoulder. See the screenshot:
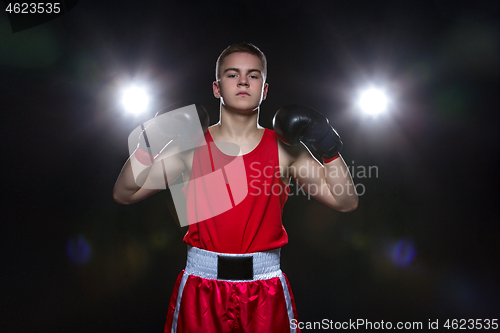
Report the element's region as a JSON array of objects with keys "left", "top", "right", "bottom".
[
  {"left": 277, "top": 139, "right": 312, "bottom": 181},
  {"left": 277, "top": 139, "right": 312, "bottom": 166}
]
